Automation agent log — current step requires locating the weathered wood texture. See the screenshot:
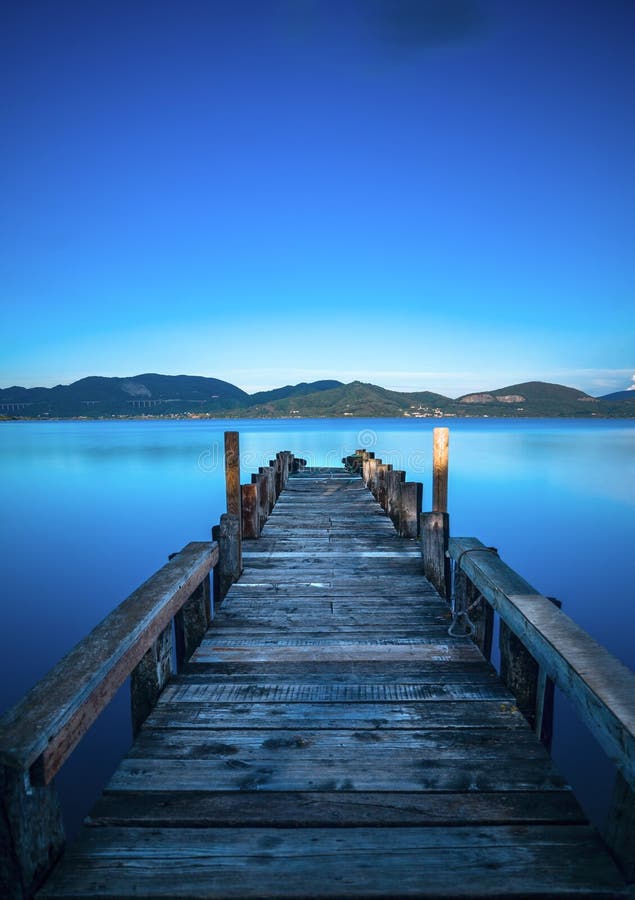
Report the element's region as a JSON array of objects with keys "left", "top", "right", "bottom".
[
  {"left": 224, "top": 431, "right": 241, "bottom": 517},
  {"left": 241, "top": 482, "right": 260, "bottom": 539},
  {"left": 432, "top": 425, "right": 449, "bottom": 512},
  {"left": 38, "top": 471, "right": 628, "bottom": 898},
  {"left": 421, "top": 510, "right": 450, "bottom": 599}
]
